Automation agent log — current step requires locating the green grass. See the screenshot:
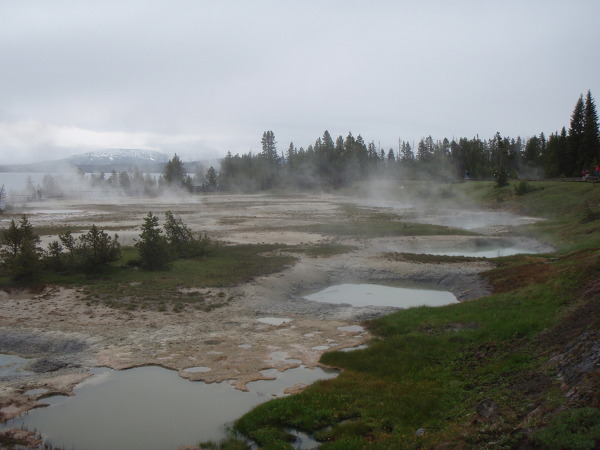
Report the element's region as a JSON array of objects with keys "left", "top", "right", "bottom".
[
  {"left": 284, "top": 243, "right": 357, "bottom": 258},
  {"left": 383, "top": 252, "right": 485, "bottom": 264}
]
